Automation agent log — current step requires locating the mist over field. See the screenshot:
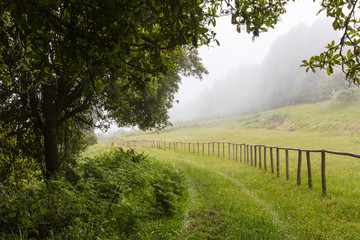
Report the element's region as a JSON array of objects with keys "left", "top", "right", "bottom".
[{"left": 169, "top": 19, "right": 347, "bottom": 122}]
